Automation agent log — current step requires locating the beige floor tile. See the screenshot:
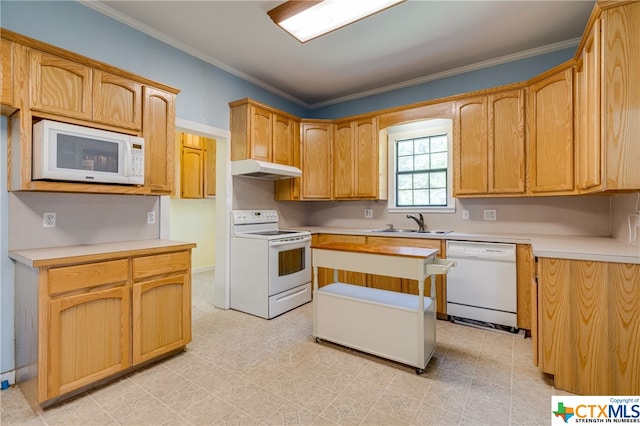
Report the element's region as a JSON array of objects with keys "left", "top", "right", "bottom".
[{"left": 2, "top": 271, "right": 574, "bottom": 426}]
